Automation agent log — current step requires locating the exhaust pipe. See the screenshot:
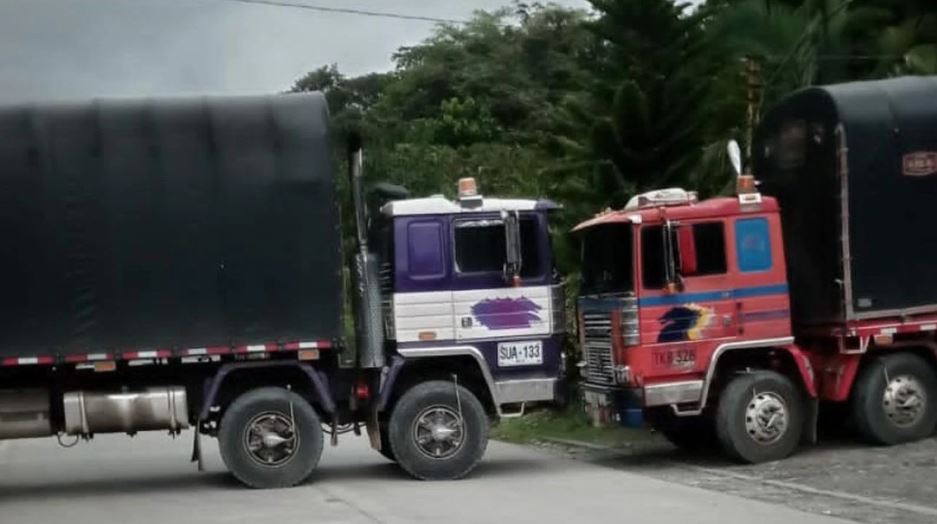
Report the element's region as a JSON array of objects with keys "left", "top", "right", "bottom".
[{"left": 348, "top": 133, "right": 385, "bottom": 370}]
